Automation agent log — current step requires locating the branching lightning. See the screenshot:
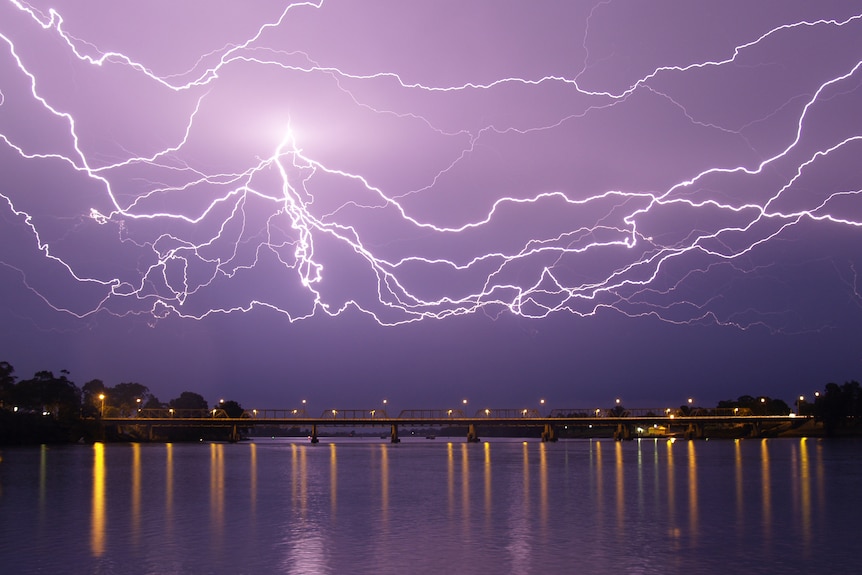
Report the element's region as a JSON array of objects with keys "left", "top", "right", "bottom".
[{"left": 1, "top": 0, "right": 861, "bottom": 332}]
